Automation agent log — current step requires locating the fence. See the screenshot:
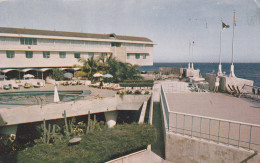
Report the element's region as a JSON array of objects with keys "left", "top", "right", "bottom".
[{"left": 161, "top": 84, "right": 260, "bottom": 151}]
